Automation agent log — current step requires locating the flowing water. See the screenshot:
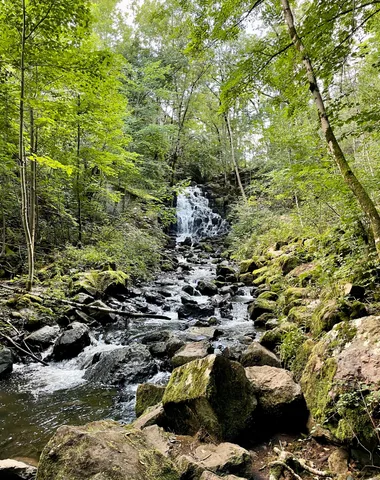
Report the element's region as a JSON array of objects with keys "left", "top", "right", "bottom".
[{"left": 0, "top": 186, "right": 254, "bottom": 460}]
